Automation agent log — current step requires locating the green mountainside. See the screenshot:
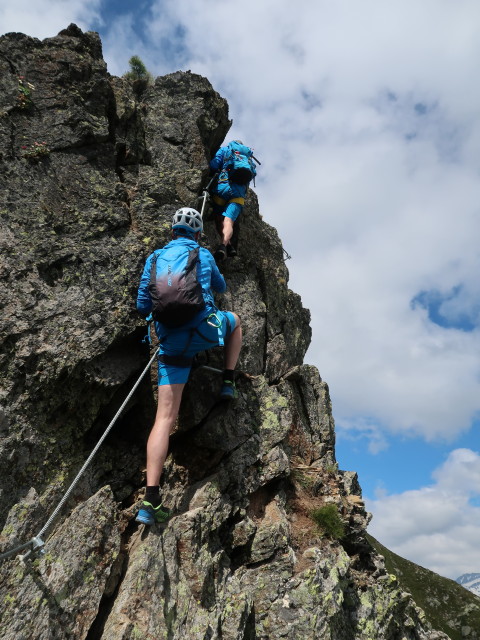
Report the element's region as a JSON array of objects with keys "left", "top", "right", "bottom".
[{"left": 367, "top": 534, "right": 480, "bottom": 640}]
